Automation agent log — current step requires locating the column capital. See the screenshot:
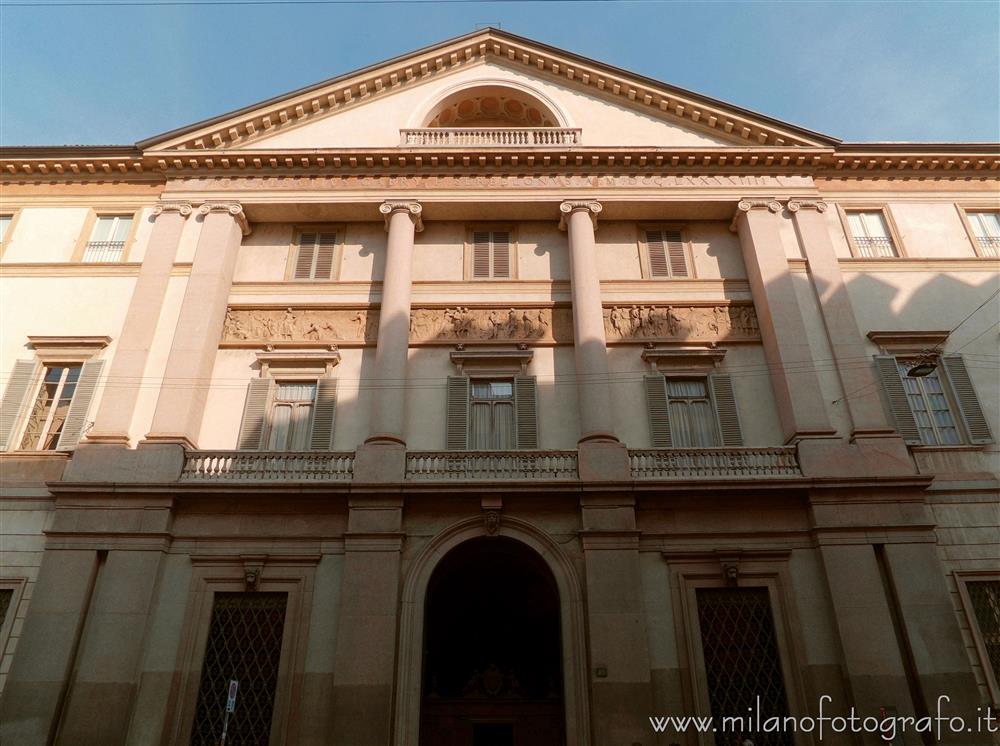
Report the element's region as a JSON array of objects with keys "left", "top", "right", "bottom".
[
  {"left": 558, "top": 200, "right": 602, "bottom": 230},
  {"left": 198, "top": 201, "right": 250, "bottom": 235},
  {"left": 730, "top": 198, "right": 782, "bottom": 232},
  {"left": 379, "top": 200, "right": 423, "bottom": 232},
  {"left": 787, "top": 198, "right": 829, "bottom": 213},
  {"left": 151, "top": 201, "right": 193, "bottom": 218}
]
